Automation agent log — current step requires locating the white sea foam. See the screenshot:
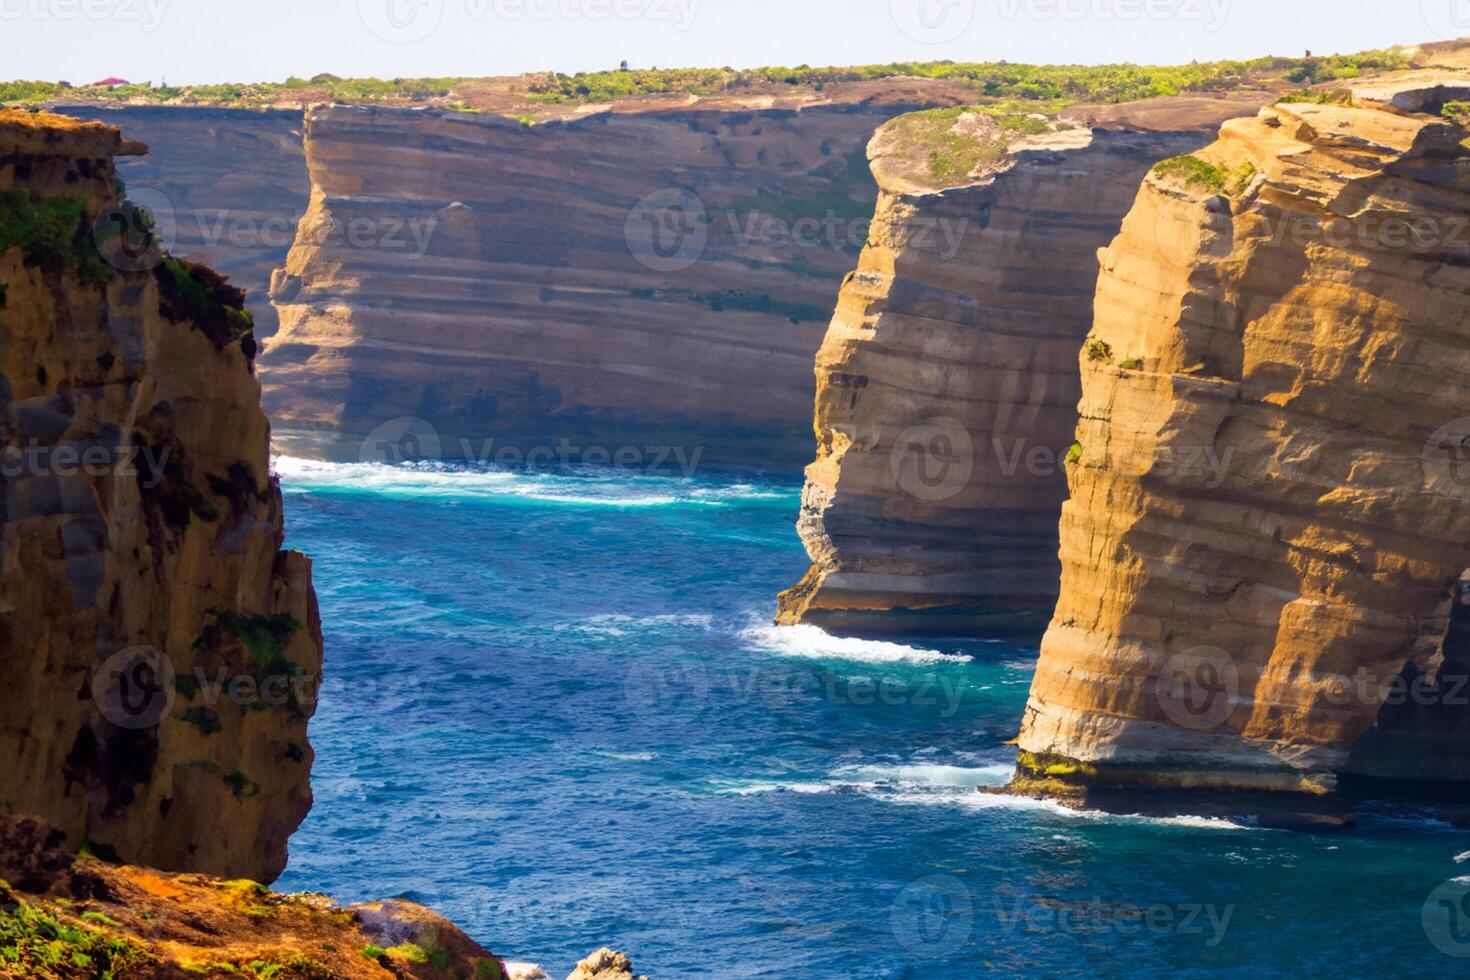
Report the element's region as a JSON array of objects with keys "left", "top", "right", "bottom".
[
  {"left": 557, "top": 613, "right": 715, "bottom": 638},
  {"left": 1456, "top": 850, "right": 1470, "bottom": 863},
  {"left": 594, "top": 751, "right": 658, "bottom": 762},
  {"left": 272, "top": 457, "right": 784, "bottom": 509},
  {"left": 740, "top": 623, "right": 972, "bottom": 666}
]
